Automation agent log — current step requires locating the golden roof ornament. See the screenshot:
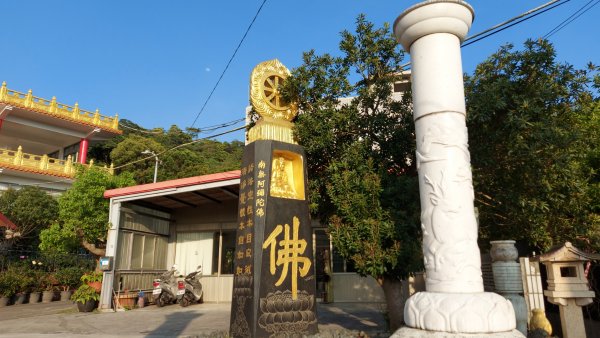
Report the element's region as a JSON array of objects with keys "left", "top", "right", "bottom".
[{"left": 248, "top": 59, "right": 298, "bottom": 144}]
